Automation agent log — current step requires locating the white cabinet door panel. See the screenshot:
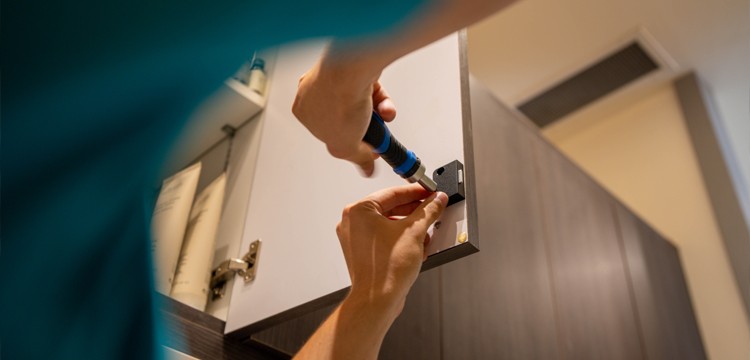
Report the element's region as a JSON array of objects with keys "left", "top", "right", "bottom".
[{"left": 226, "top": 33, "right": 468, "bottom": 334}]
